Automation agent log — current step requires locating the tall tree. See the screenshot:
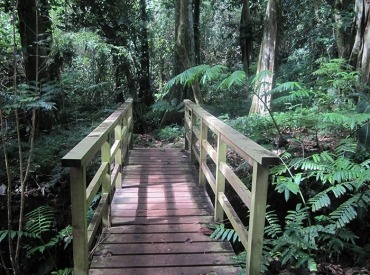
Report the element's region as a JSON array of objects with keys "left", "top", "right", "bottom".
[
  {"left": 139, "top": 0, "right": 154, "bottom": 106},
  {"left": 17, "top": 0, "right": 52, "bottom": 82},
  {"left": 193, "top": 0, "right": 201, "bottom": 65},
  {"left": 249, "top": 0, "right": 279, "bottom": 114},
  {"left": 240, "top": 0, "right": 252, "bottom": 74},
  {"left": 350, "top": 0, "right": 370, "bottom": 85},
  {"left": 333, "top": 0, "right": 355, "bottom": 59},
  {"left": 160, "top": 0, "right": 202, "bottom": 126}
]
